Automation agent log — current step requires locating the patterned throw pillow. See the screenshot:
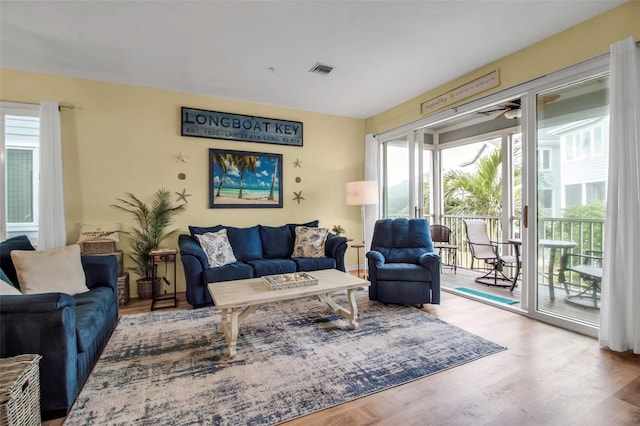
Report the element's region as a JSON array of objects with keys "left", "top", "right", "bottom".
[
  {"left": 195, "top": 229, "right": 237, "bottom": 268},
  {"left": 291, "top": 226, "right": 329, "bottom": 258}
]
